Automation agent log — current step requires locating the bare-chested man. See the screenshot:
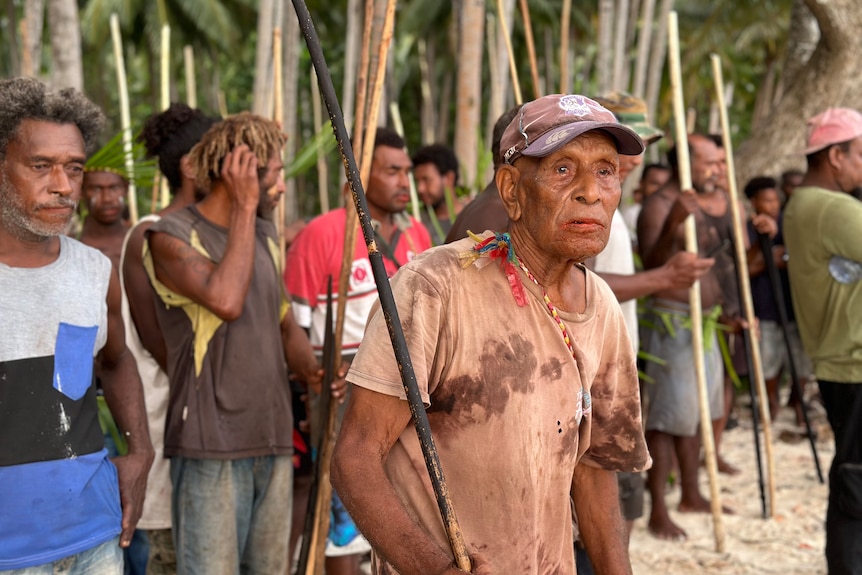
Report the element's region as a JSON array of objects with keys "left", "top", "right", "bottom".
[
  {"left": 637, "top": 133, "right": 739, "bottom": 540},
  {"left": 79, "top": 168, "right": 129, "bottom": 269}
]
